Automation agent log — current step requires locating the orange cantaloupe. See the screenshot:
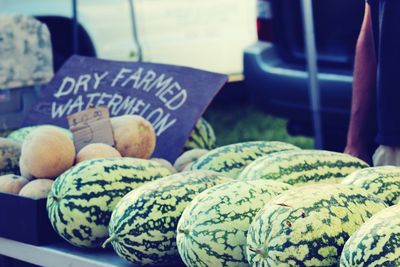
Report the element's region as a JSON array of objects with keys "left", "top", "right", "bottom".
[
  {"left": 111, "top": 115, "right": 156, "bottom": 159},
  {"left": 76, "top": 143, "right": 121, "bottom": 164},
  {"left": 20, "top": 126, "right": 76, "bottom": 179},
  {"left": 19, "top": 179, "right": 54, "bottom": 199},
  {"left": 0, "top": 174, "right": 29, "bottom": 194}
]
